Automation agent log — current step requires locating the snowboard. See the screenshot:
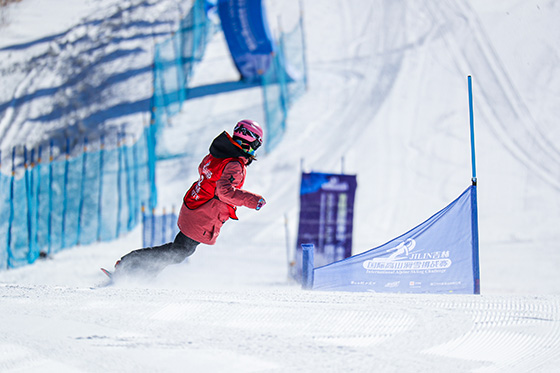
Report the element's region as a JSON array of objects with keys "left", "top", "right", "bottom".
[{"left": 100, "top": 267, "right": 113, "bottom": 279}]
